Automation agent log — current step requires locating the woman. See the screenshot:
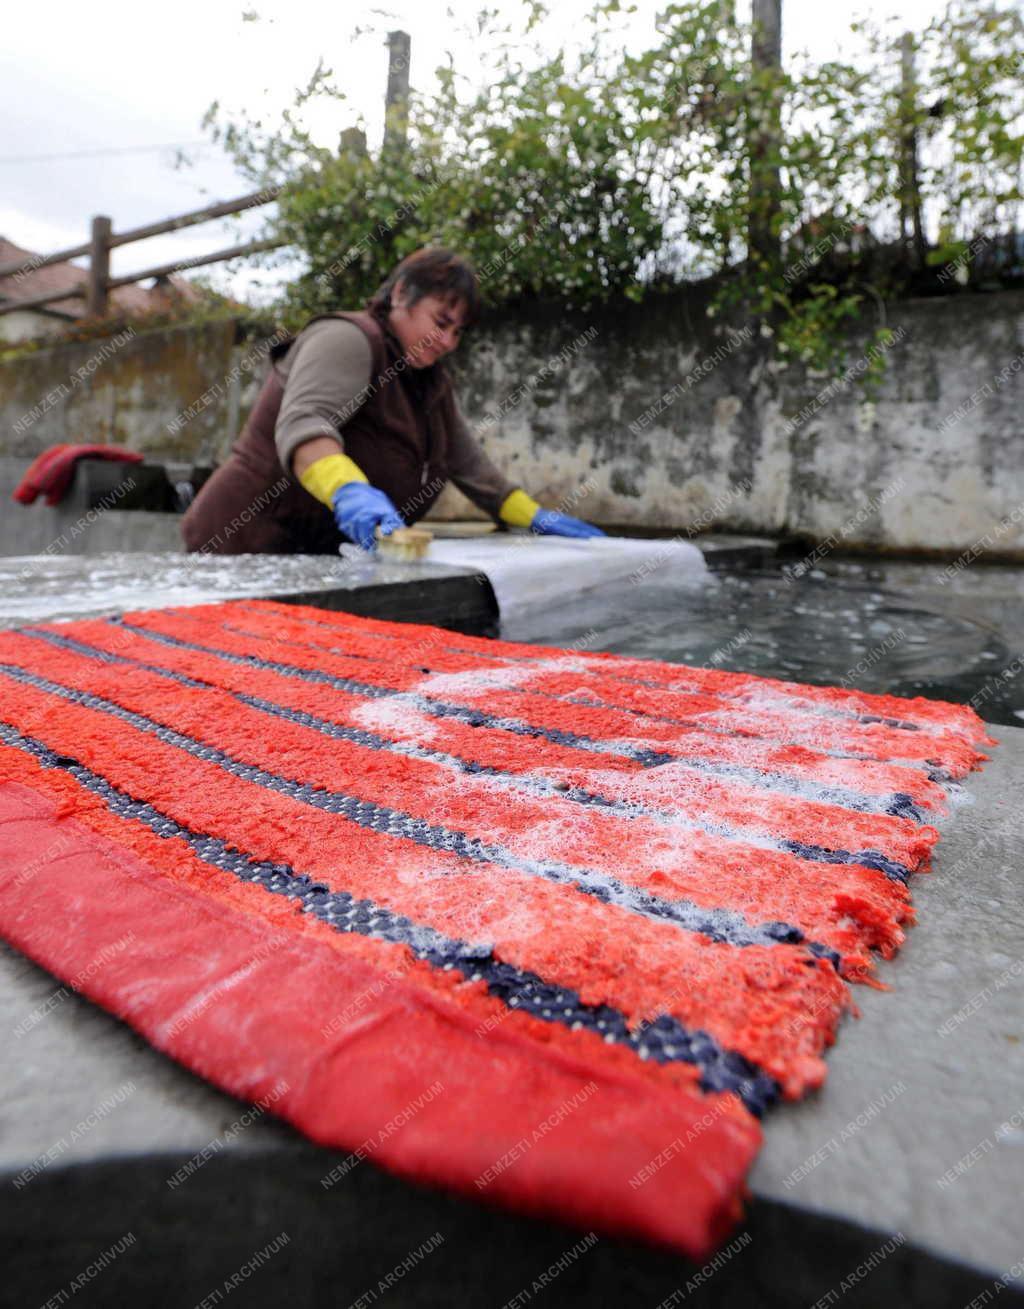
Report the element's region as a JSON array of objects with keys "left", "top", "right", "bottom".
[{"left": 181, "top": 247, "right": 603, "bottom": 555}]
